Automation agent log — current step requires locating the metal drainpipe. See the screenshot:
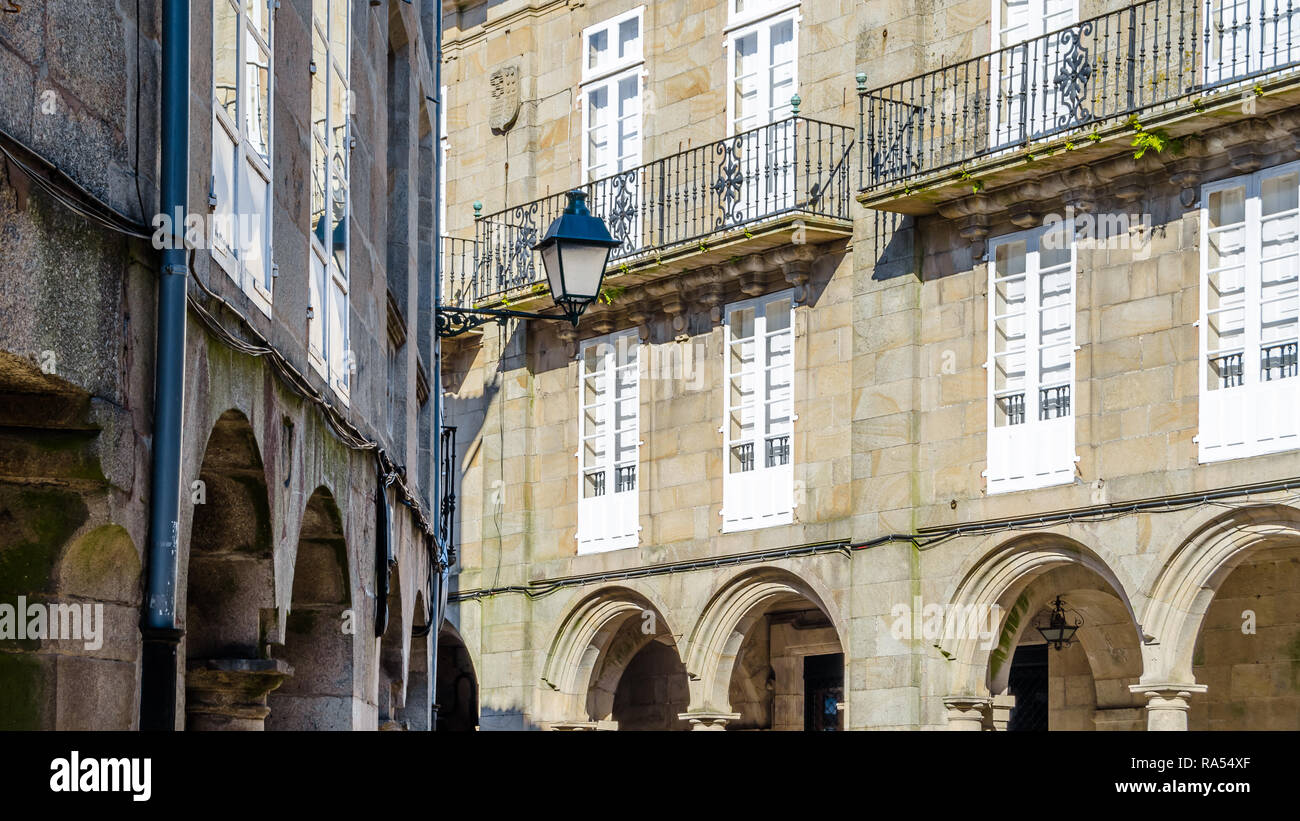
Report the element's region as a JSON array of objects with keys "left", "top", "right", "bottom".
[
  {"left": 429, "top": 0, "right": 446, "bottom": 731},
  {"left": 140, "top": 0, "right": 190, "bottom": 731}
]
